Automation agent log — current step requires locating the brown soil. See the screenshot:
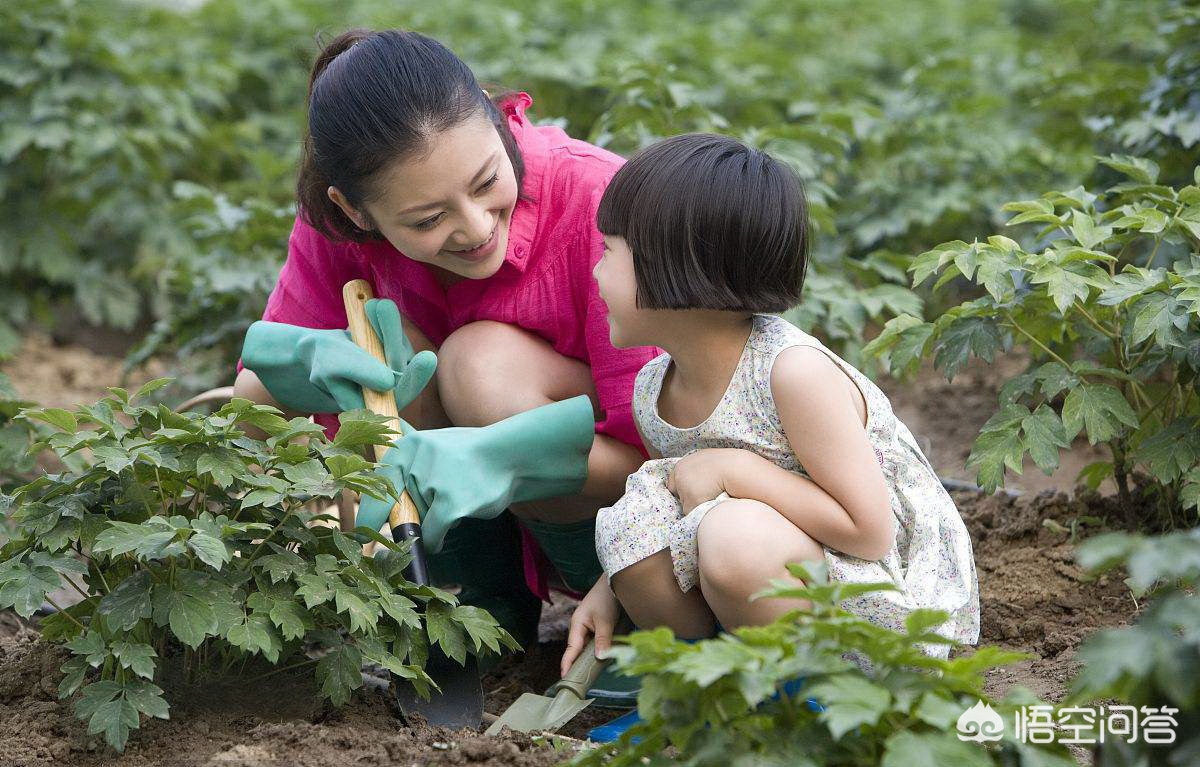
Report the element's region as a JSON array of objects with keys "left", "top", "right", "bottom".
[{"left": 0, "top": 336, "right": 1142, "bottom": 764}]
